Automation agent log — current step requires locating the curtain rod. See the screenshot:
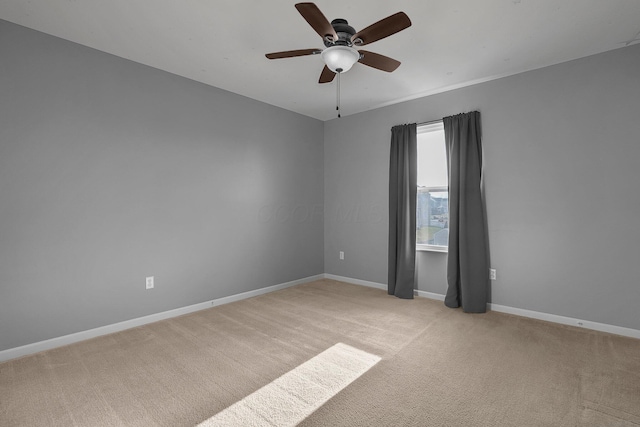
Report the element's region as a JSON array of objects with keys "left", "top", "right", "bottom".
[{"left": 417, "top": 118, "right": 442, "bottom": 126}]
